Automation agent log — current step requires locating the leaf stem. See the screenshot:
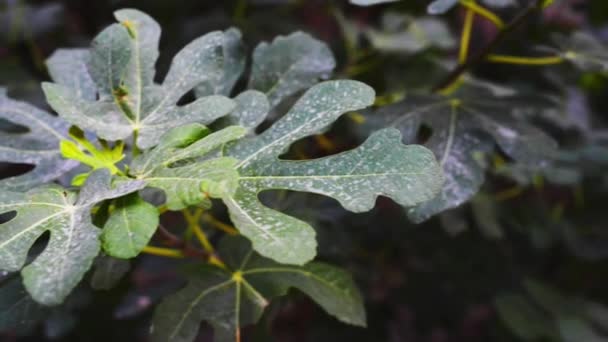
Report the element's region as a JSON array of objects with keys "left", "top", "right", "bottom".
[
  {"left": 459, "top": 7, "right": 476, "bottom": 64},
  {"left": 183, "top": 209, "right": 213, "bottom": 251},
  {"left": 459, "top": 0, "right": 504, "bottom": 29},
  {"left": 485, "top": 54, "right": 564, "bottom": 65},
  {"left": 433, "top": 0, "right": 546, "bottom": 93},
  {"left": 132, "top": 130, "right": 141, "bottom": 158},
  {"left": 202, "top": 213, "right": 239, "bottom": 236},
  {"left": 141, "top": 246, "right": 184, "bottom": 258}
]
